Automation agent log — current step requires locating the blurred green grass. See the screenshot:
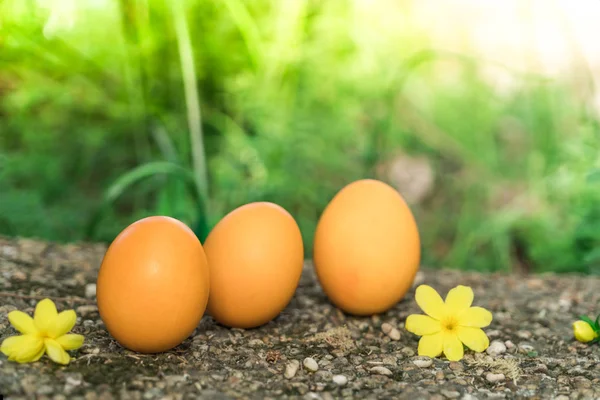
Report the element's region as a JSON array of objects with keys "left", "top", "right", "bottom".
[{"left": 1, "top": 0, "right": 600, "bottom": 274}]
